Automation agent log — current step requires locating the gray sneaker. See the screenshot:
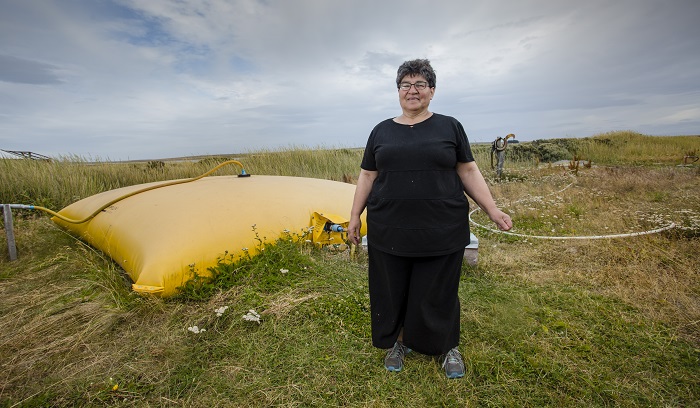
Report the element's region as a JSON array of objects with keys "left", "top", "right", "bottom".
[
  {"left": 384, "top": 342, "right": 410, "bottom": 372},
  {"left": 440, "top": 348, "right": 465, "bottom": 379}
]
